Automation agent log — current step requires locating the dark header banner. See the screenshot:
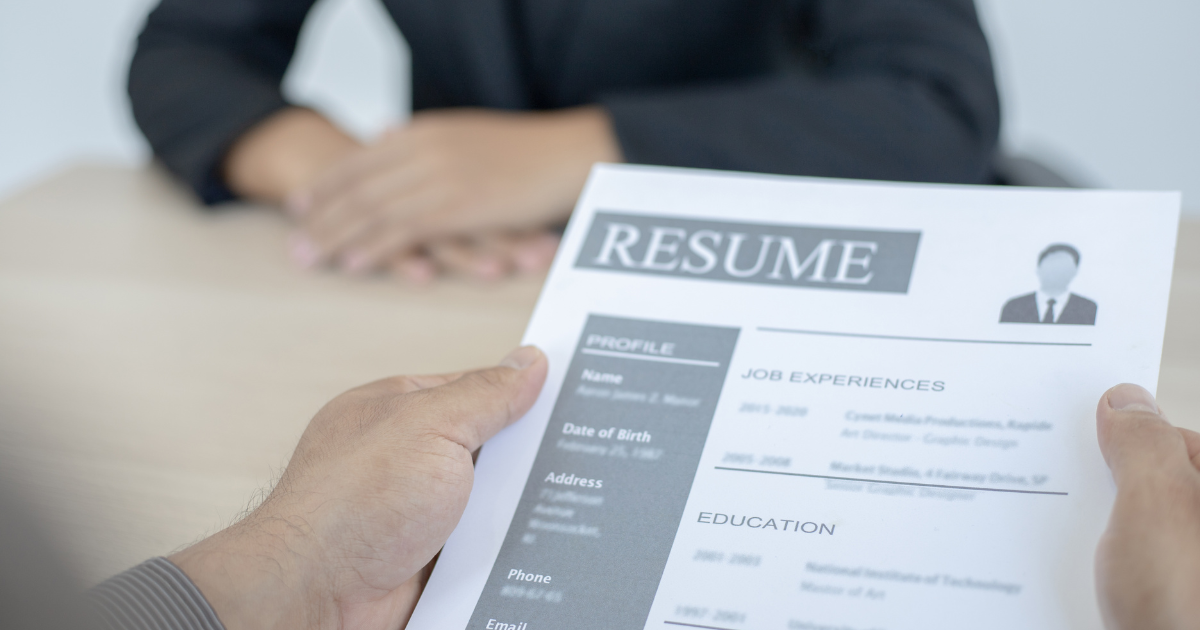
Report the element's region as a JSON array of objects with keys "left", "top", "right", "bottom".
[{"left": 575, "top": 211, "right": 921, "bottom": 294}]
